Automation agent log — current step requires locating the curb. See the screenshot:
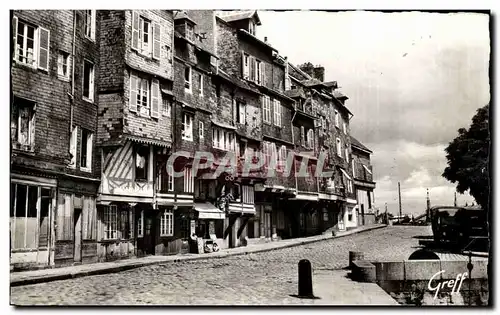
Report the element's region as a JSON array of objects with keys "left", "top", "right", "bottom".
[{"left": 11, "top": 224, "right": 387, "bottom": 287}]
